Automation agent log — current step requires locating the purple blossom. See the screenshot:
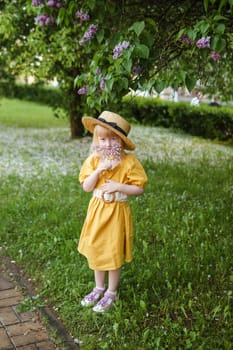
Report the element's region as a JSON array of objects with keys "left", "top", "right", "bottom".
[
  {"left": 211, "top": 51, "right": 221, "bottom": 61},
  {"left": 35, "top": 14, "right": 55, "bottom": 26},
  {"left": 196, "top": 36, "right": 211, "bottom": 49},
  {"left": 179, "top": 36, "right": 194, "bottom": 44},
  {"left": 100, "top": 78, "right": 106, "bottom": 90},
  {"left": 56, "top": 1, "right": 62, "bottom": 8},
  {"left": 76, "top": 9, "right": 90, "bottom": 22},
  {"left": 113, "top": 41, "right": 130, "bottom": 59},
  {"left": 46, "top": 0, "right": 62, "bottom": 8},
  {"left": 47, "top": 0, "right": 55, "bottom": 6},
  {"left": 132, "top": 64, "right": 142, "bottom": 75},
  {"left": 96, "top": 68, "right": 102, "bottom": 76},
  {"left": 32, "top": 0, "right": 43, "bottom": 6},
  {"left": 79, "top": 24, "right": 98, "bottom": 45},
  {"left": 77, "top": 86, "right": 88, "bottom": 95}
]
